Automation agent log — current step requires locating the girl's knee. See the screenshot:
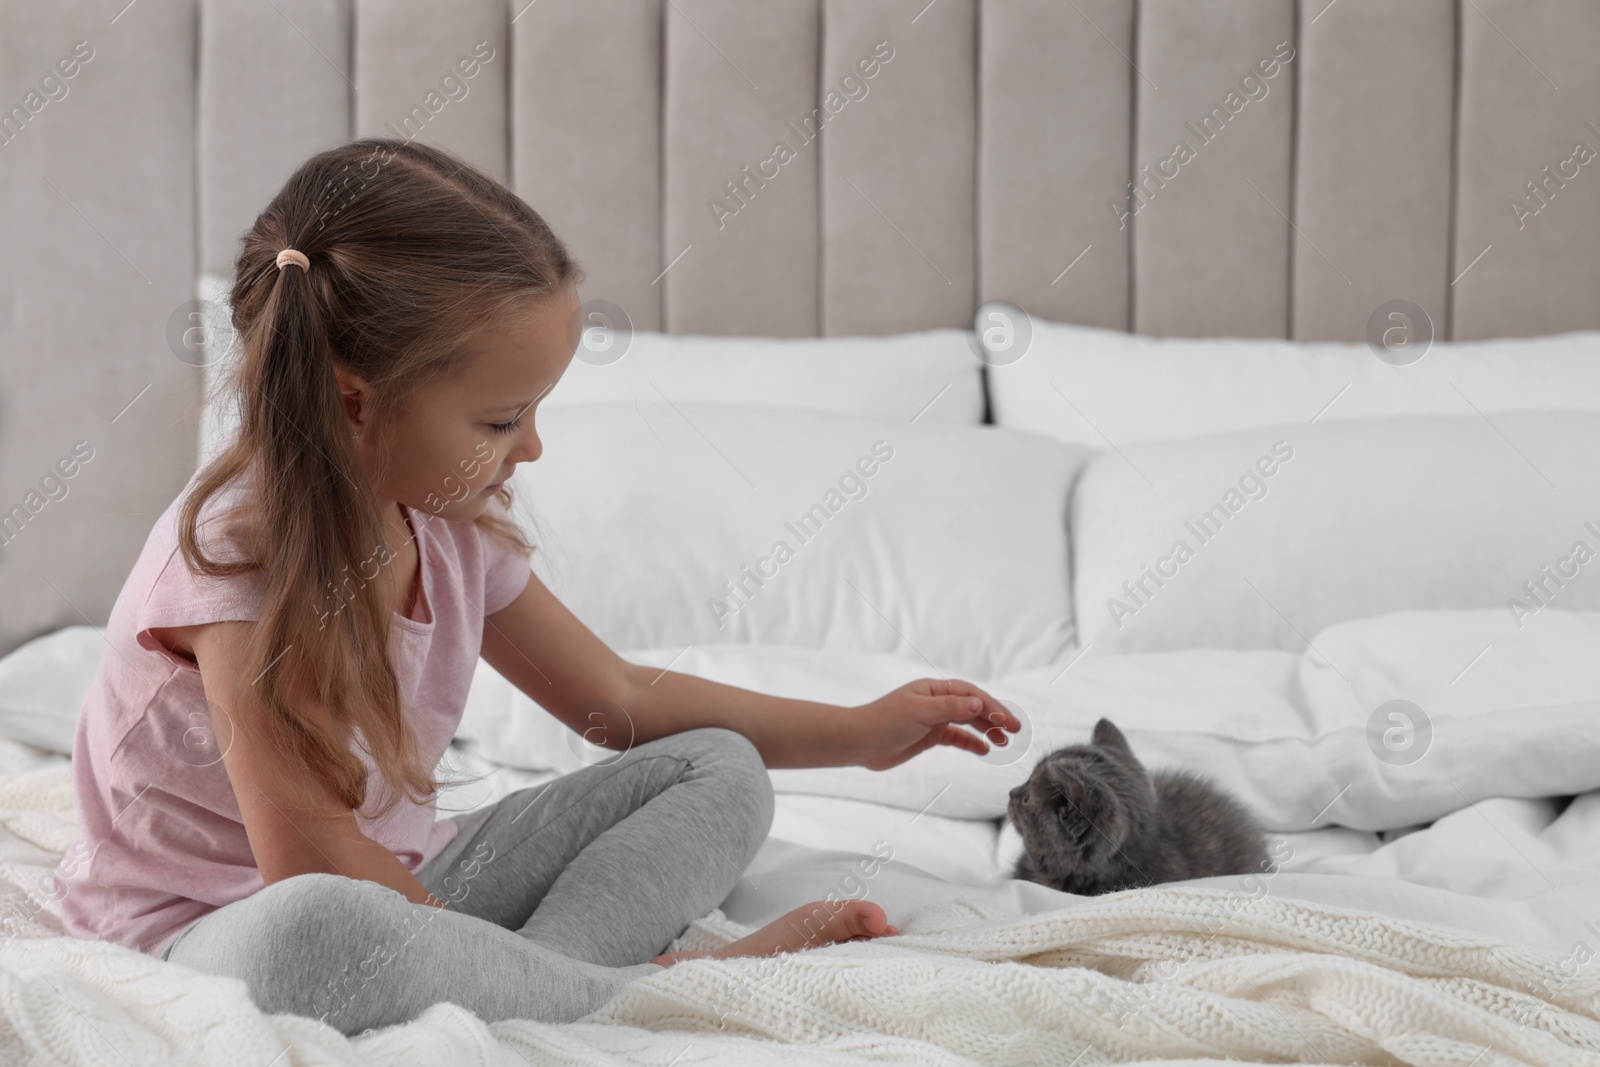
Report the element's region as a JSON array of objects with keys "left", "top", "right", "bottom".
[
  {"left": 235, "top": 873, "right": 424, "bottom": 1026},
  {"left": 681, "top": 725, "right": 764, "bottom": 773},
  {"left": 251, "top": 871, "right": 384, "bottom": 932},
  {"left": 633, "top": 727, "right": 774, "bottom": 862},
  {"left": 686, "top": 727, "right": 775, "bottom": 855}
]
